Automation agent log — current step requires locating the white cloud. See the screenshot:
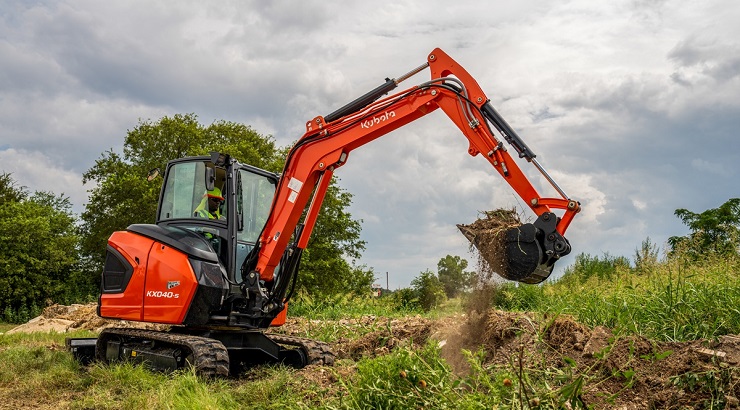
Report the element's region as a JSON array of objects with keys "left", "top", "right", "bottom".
[
  {"left": 1, "top": 0, "right": 739, "bottom": 289},
  {"left": 0, "top": 148, "right": 88, "bottom": 213}
]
